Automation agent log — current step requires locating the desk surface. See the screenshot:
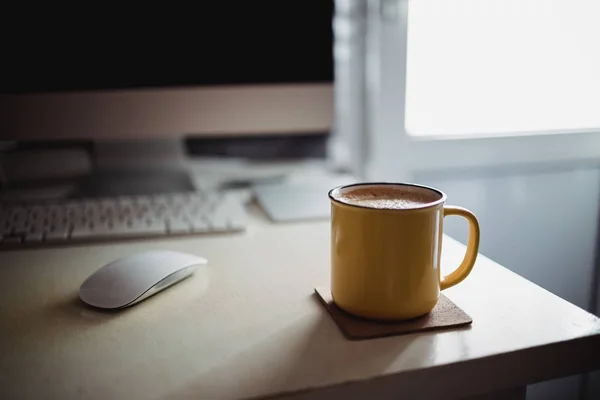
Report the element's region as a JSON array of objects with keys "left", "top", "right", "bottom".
[{"left": 2, "top": 209, "right": 600, "bottom": 400}]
